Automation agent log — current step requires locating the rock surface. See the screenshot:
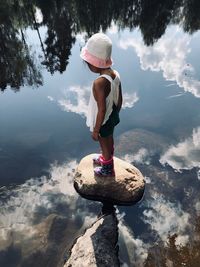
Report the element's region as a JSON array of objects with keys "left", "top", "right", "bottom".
[
  {"left": 74, "top": 154, "right": 145, "bottom": 205},
  {"left": 64, "top": 213, "right": 119, "bottom": 267}
]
